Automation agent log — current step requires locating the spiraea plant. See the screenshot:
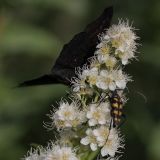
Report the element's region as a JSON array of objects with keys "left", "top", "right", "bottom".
[{"left": 24, "top": 20, "right": 138, "bottom": 160}]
